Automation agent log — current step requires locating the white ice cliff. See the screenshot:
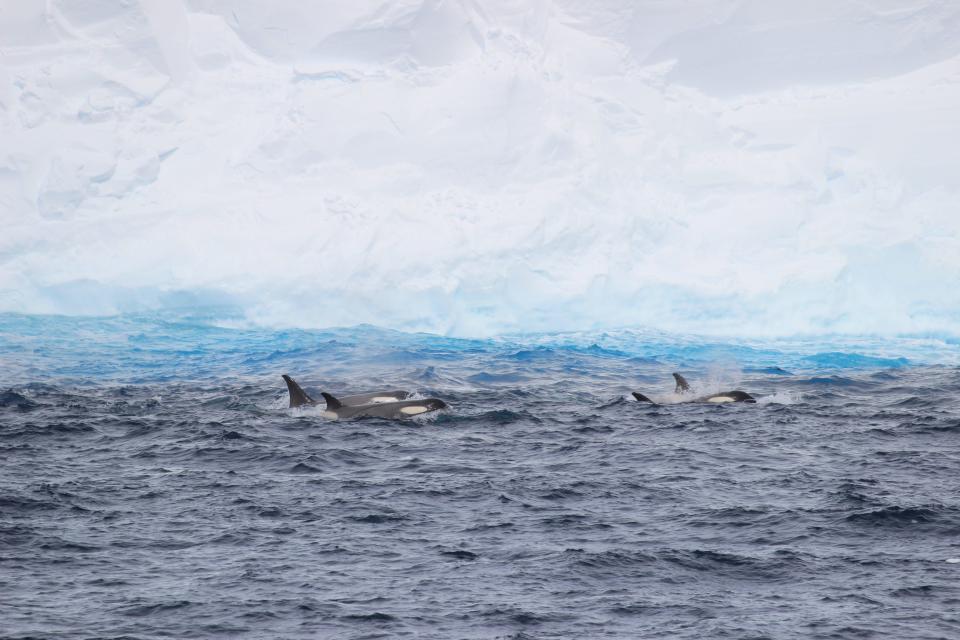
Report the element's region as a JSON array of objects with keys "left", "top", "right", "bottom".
[{"left": 1, "top": 1, "right": 958, "bottom": 336}]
